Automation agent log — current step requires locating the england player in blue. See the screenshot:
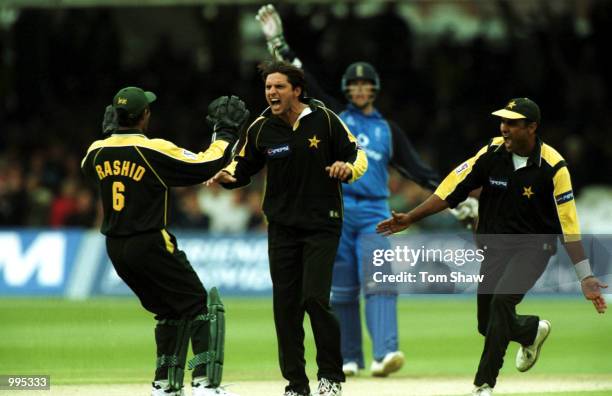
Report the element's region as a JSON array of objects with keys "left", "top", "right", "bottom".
[{"left": 256, "top": 4, "right": 476, "bottom": 379}]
